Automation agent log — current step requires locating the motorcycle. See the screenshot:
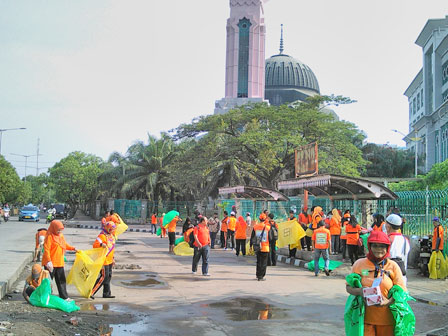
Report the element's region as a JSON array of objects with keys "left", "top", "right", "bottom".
[
  {"left": 3, "top": 209, "right": 9, "bottom": 222},
  {"left": 417, "top": 235, "right": 432, "bottom": 277},
  {"left": 46, "top": 213, "right": 55, "bottom": 223}
]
